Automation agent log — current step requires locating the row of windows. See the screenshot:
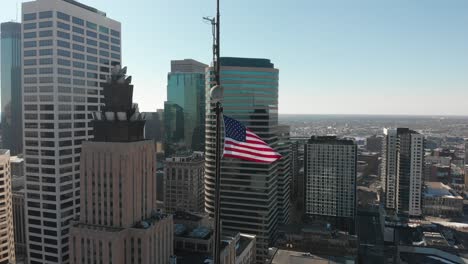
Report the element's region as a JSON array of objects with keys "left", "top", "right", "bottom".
[
  {"left": 24, "top": 104, "right": 98, "bottom": 112},
  {"left": 24, "top": 11, "right": 120, "bottom": 37},
  {"left": 24, "top": 38, "right": 120, "bottom": 54}
]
